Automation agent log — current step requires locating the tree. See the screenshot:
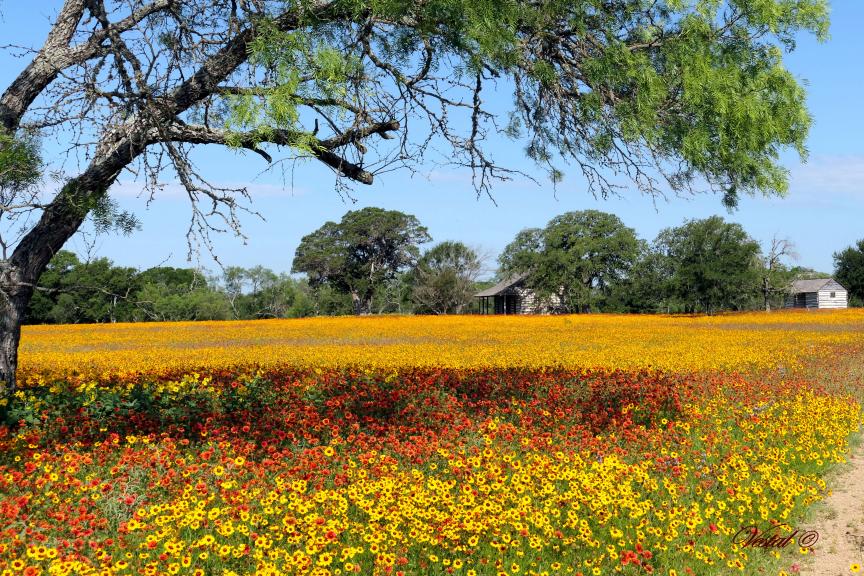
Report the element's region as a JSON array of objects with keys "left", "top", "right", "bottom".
[
  {"left": 308, "top": 284, "right": 354, "bottom": 316},
  {"left": 292, "top": 208, "right": 430, "bottom": 314},
  {"left": 134, "top": 266, "right": 229, "bottom": 321},
  {"left": 789, "top": 266, "right": 832, "bottom": 280},
  {"left": 834, "top": 240, "right": 864, "bottom": 306},
  {"left": 27, "top": 251, "right": 239, "bottom": 323},
  {"left": 759, "top": 236, "right": 797, "bottom": 311},
  {"left": 656, "top": 217, "right": 761, "bottom": 314},
  {"left": 608, "top": 245, "right": 675, "bottom": 313},
  {"left": 26, "top": 251, "right": 140, "bottom": 323},
  {"left": 373, "top": 273, "right": 413, "bottom": 314},
  {"left": 0, "top": 0, "right": 829, "bottom": 402},
  {"left": 411, "top": 241, "right": 481, "bottom": 314},
  {"left": 499, "top": 210, "right": 641, "bottom": 313},
  {"left": 497, "top": 229, "right": 543, "bottom": 275},
  {"left": 26, "top": 251, "right": 84, "bottom": 323},
  {"left": 135, "top": 282, "right": 230, "bottom": 321},
  {"left": 219, "top": 265, "right": 311, "bottom": 319}
]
